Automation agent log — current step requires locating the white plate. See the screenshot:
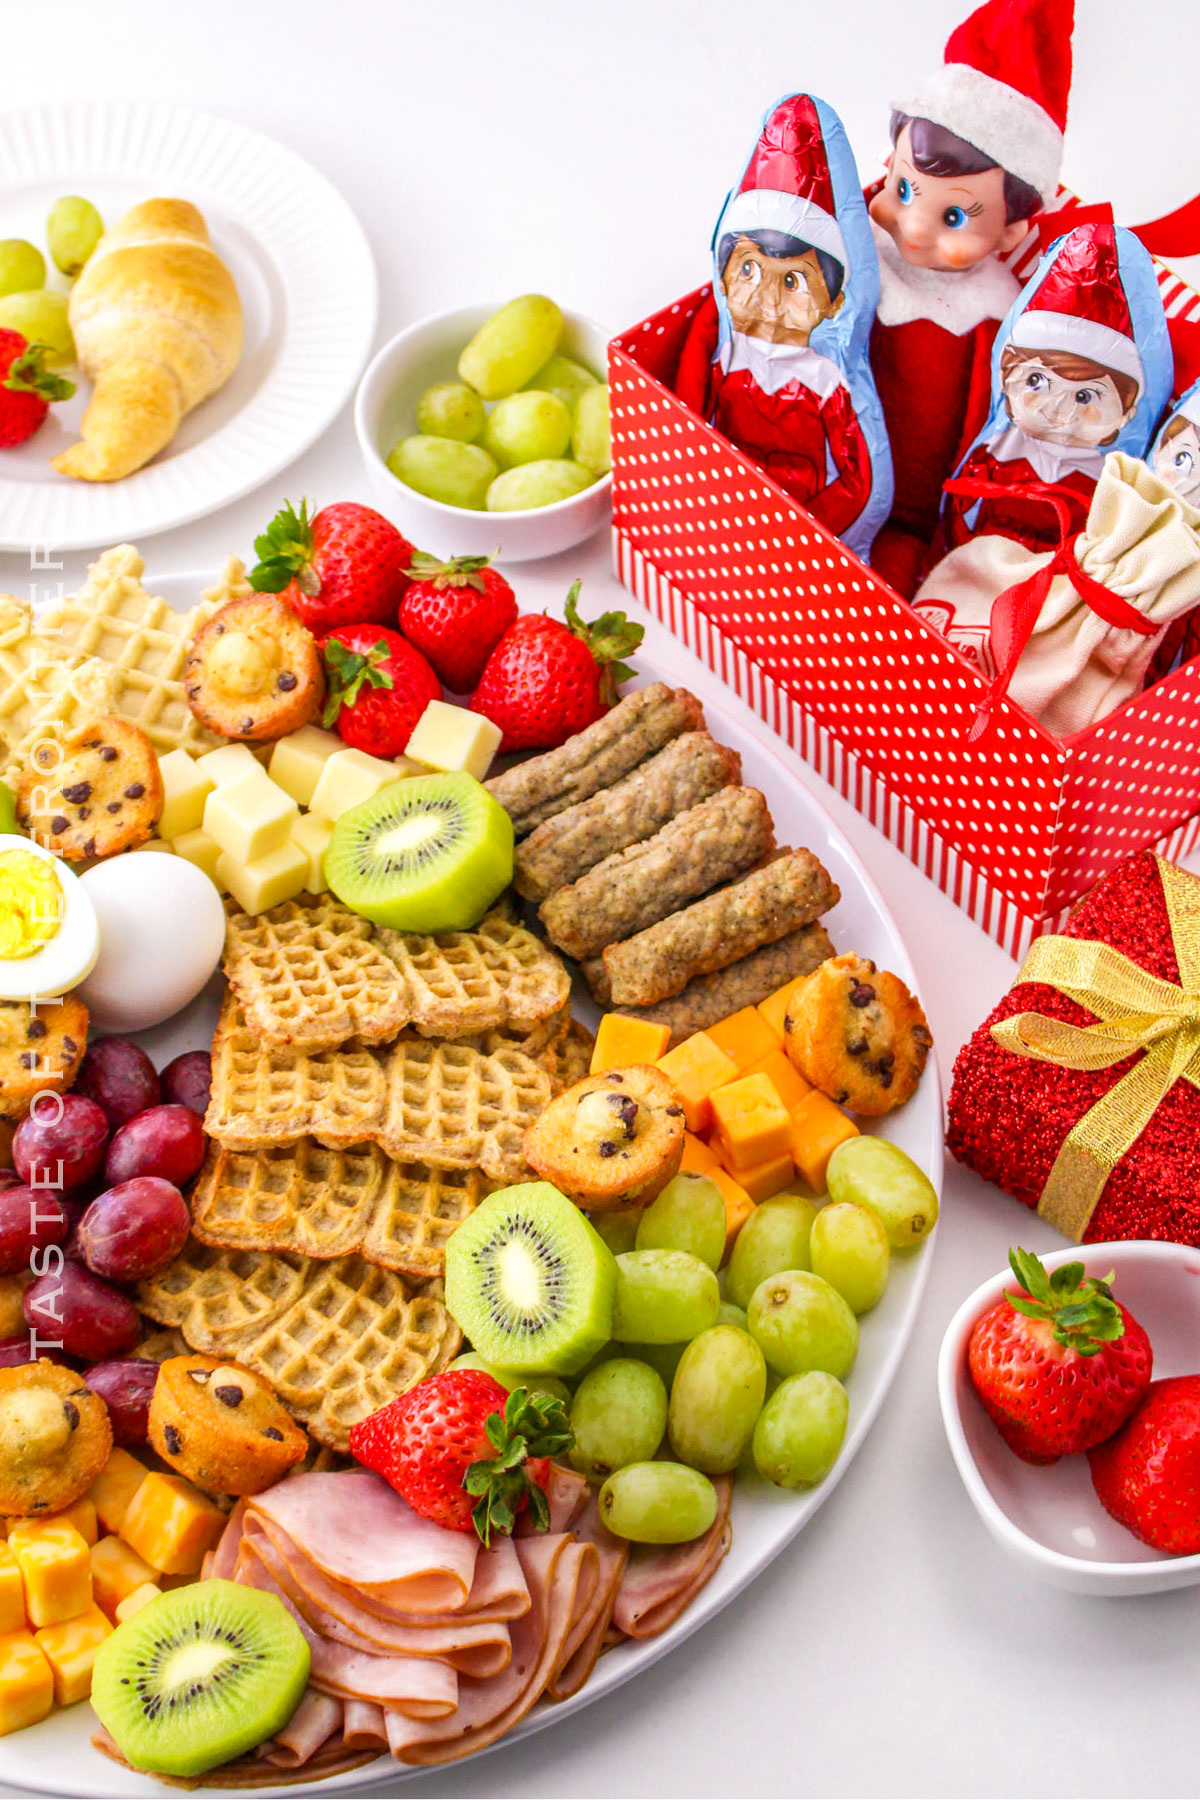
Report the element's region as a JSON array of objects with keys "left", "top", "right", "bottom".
[
  {"left": 0, "top": 102, "right": 377, "bottom": 552},
  {"left": 0, "top": 573, "right": 942, "bottom": 1795}
]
